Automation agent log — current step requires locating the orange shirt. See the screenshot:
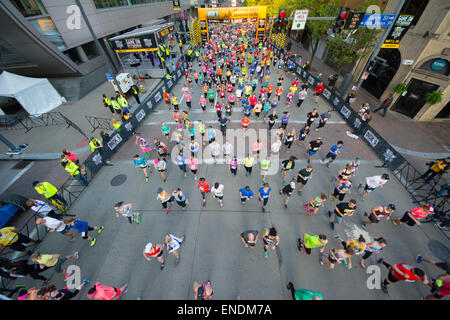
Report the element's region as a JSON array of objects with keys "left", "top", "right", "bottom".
[
  {"left": 241, "top": 117, "right": 250, "bottom": 127},
  {"left": 276, "top": 88, "right": 283, "bottom": 96},
  {"left": 267, "top": 84, "right": 274, "bottom": 93},
  {"left": 163, "top": 92, "right": 170, "bottom": 102},
  {"left": 217, "top": 68, "right": 223, "bottom": 76}
]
